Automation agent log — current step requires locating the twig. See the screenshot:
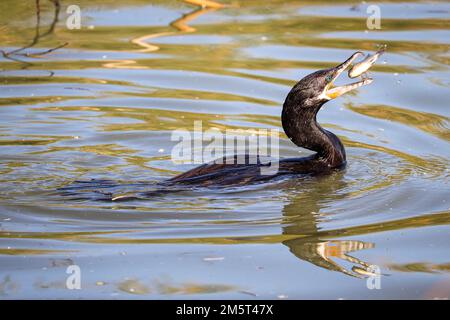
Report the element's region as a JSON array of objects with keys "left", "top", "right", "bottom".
[
  {"left": 8, "top": 0, "right": 42, "bottom": 55},
  {"left": 4, "top": 0, "right": 64, "bottom": 60},
  {"left": 17, "top": 42, "right": 69, "bottom": 57},
  {"left": 0, "top": 49, "right": 33, "bottom": 66}
]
